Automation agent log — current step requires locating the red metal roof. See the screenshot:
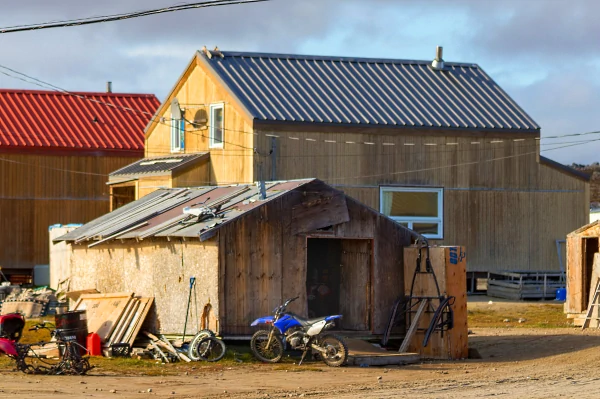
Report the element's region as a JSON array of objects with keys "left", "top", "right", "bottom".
[{"left": 0, "top": 89, "right": 160, "bottom": 153}]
